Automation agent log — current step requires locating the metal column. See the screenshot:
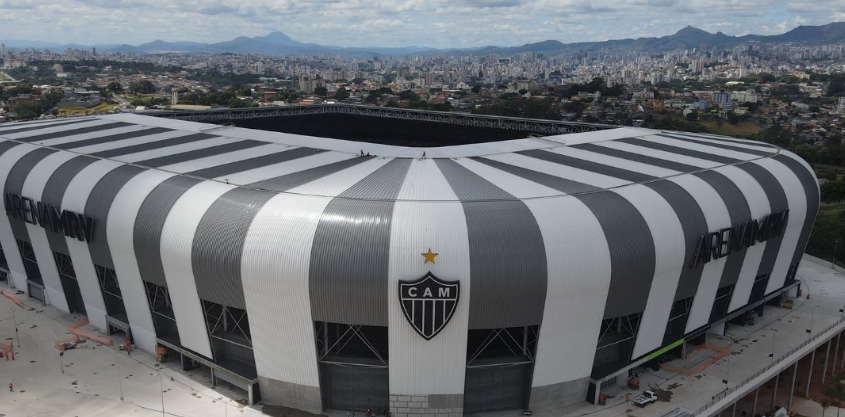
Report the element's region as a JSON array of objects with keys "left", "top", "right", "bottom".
[
  {"left": 805, "top": 350, "right": 815, "bottom": 398},
  {"left": 835, "top": 333, "right": 841, "bottom": 376},
  {"left": 788, "top": 362, "right": 798, "bottom": 410},
  {"left": 823, "top": 340, "right": 832, "bottom": 384},
  {"left": 751, "top": 387, "right": 759, "bottom": 416},
  {"left": 771, "top": 373, "right": 779, "bottom": 412}
]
